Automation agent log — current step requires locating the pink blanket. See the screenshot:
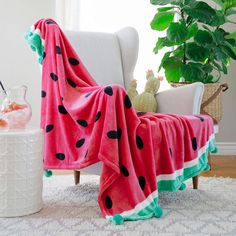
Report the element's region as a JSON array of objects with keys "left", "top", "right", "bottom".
[{"left": 25, "top": 19, "right": 217, "bottom": 224}]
